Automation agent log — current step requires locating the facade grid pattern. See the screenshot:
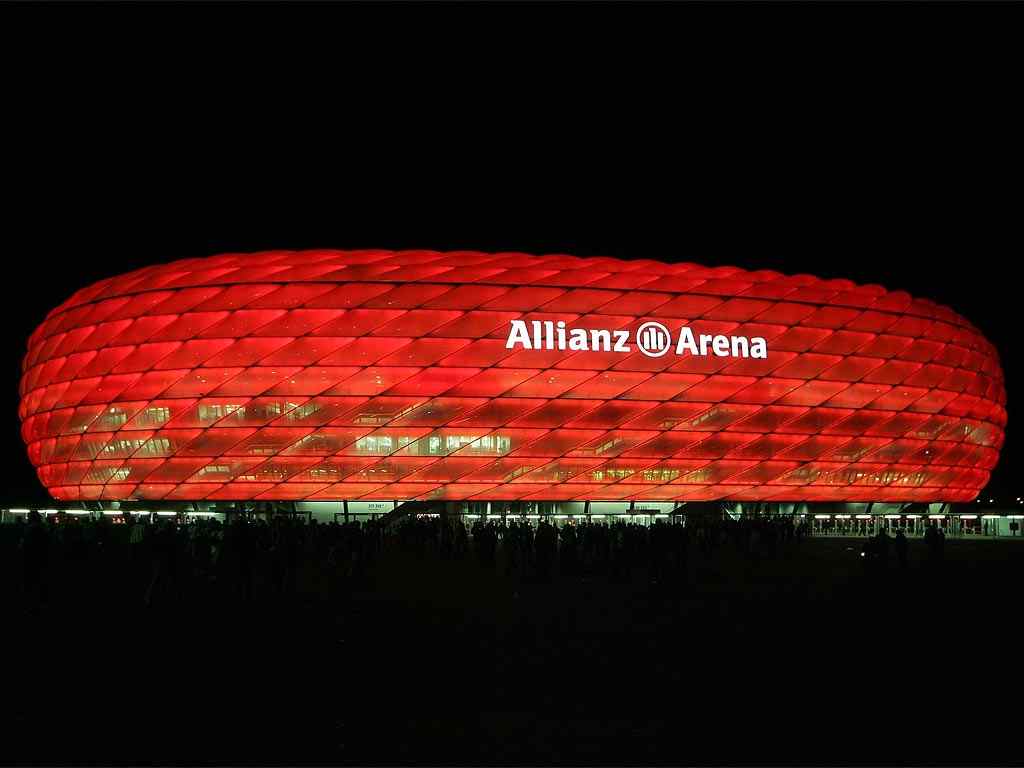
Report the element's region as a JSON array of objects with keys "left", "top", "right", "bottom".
[{"left": 18, "top": 249, "right": 1006, "bottom": 503}]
